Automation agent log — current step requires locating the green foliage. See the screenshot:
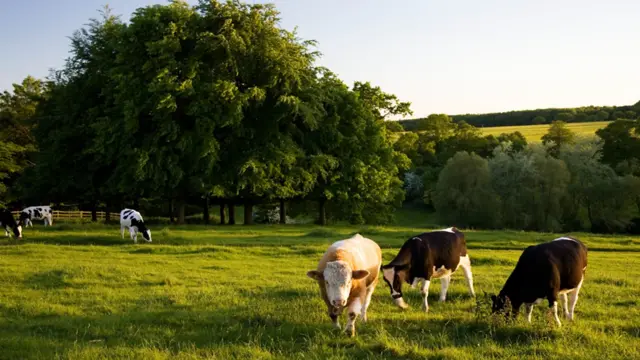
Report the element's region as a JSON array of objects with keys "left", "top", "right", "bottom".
[
  {"left": 541, "top": 121, "right": 576, "bottom": 157},
  {"left": 400, "top": 104, "right": 629, "bottom": 130},
  {"left": 596, "top": 119, "right": 640, "bottom": 169},
  {"left": 384, "top": 120, "right": 404, "bottom": 132},
  {"left": 531, "top": 115, "right": 546, "bottom": 124},
  {"left": 433, "top": 152, "right": 500, "bottom": 228}
]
